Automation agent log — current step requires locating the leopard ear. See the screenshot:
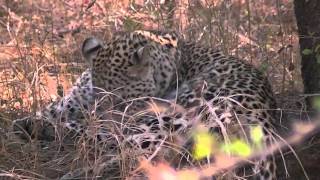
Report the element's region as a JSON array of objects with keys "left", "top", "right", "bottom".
[
  {"left": 128, "top": 46, "right": 152, "bottom": 78},
  {"left": 82, "top": 37, "right": 103, "bottom": 61},
  {"left": 134, "top": 46, "right": 152, "bottom": 65}
]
